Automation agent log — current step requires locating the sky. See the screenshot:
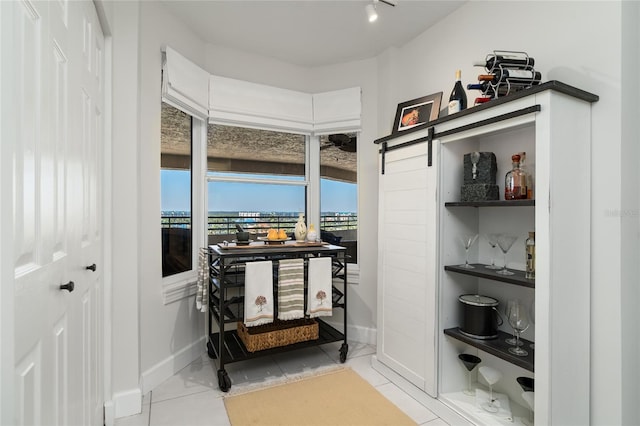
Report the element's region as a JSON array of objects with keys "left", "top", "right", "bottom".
[{"left": 161, "top": 170, "right": 357, "bottom": 213}]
